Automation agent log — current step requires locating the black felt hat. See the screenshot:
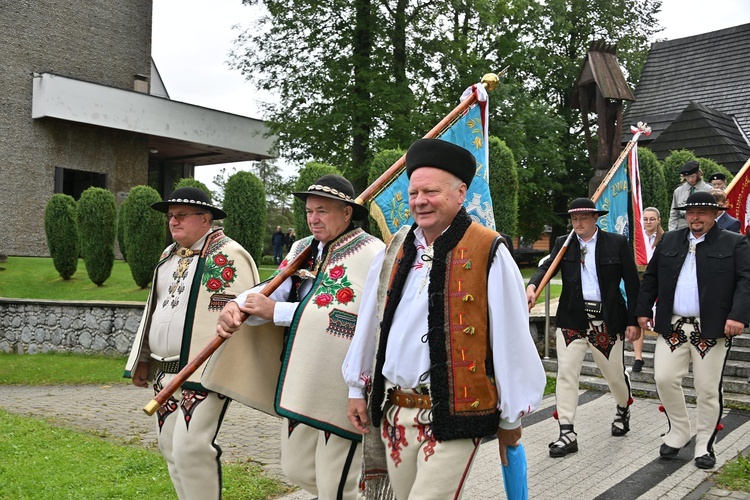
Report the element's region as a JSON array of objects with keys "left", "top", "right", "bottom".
[
  {"left": 292, "top": 174, "right": 369, "bottom": 220},
  {"left": 405, "top": 138, "right": 476, "bottom": 188},
  {"left": 151, "top": 187, "right": 227, "bottom": 220},
  {"left": 709, "top": 172, "right": 726, "bottom": 182},
  {"left": 557, "top": 198, "right": 608, "bottom": 217},
  {"left": 674, "top": 191, "right": 720, "bottom": 211},
  {"left": 679, "top": 161, "right": 700, "bottom": 176}
]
